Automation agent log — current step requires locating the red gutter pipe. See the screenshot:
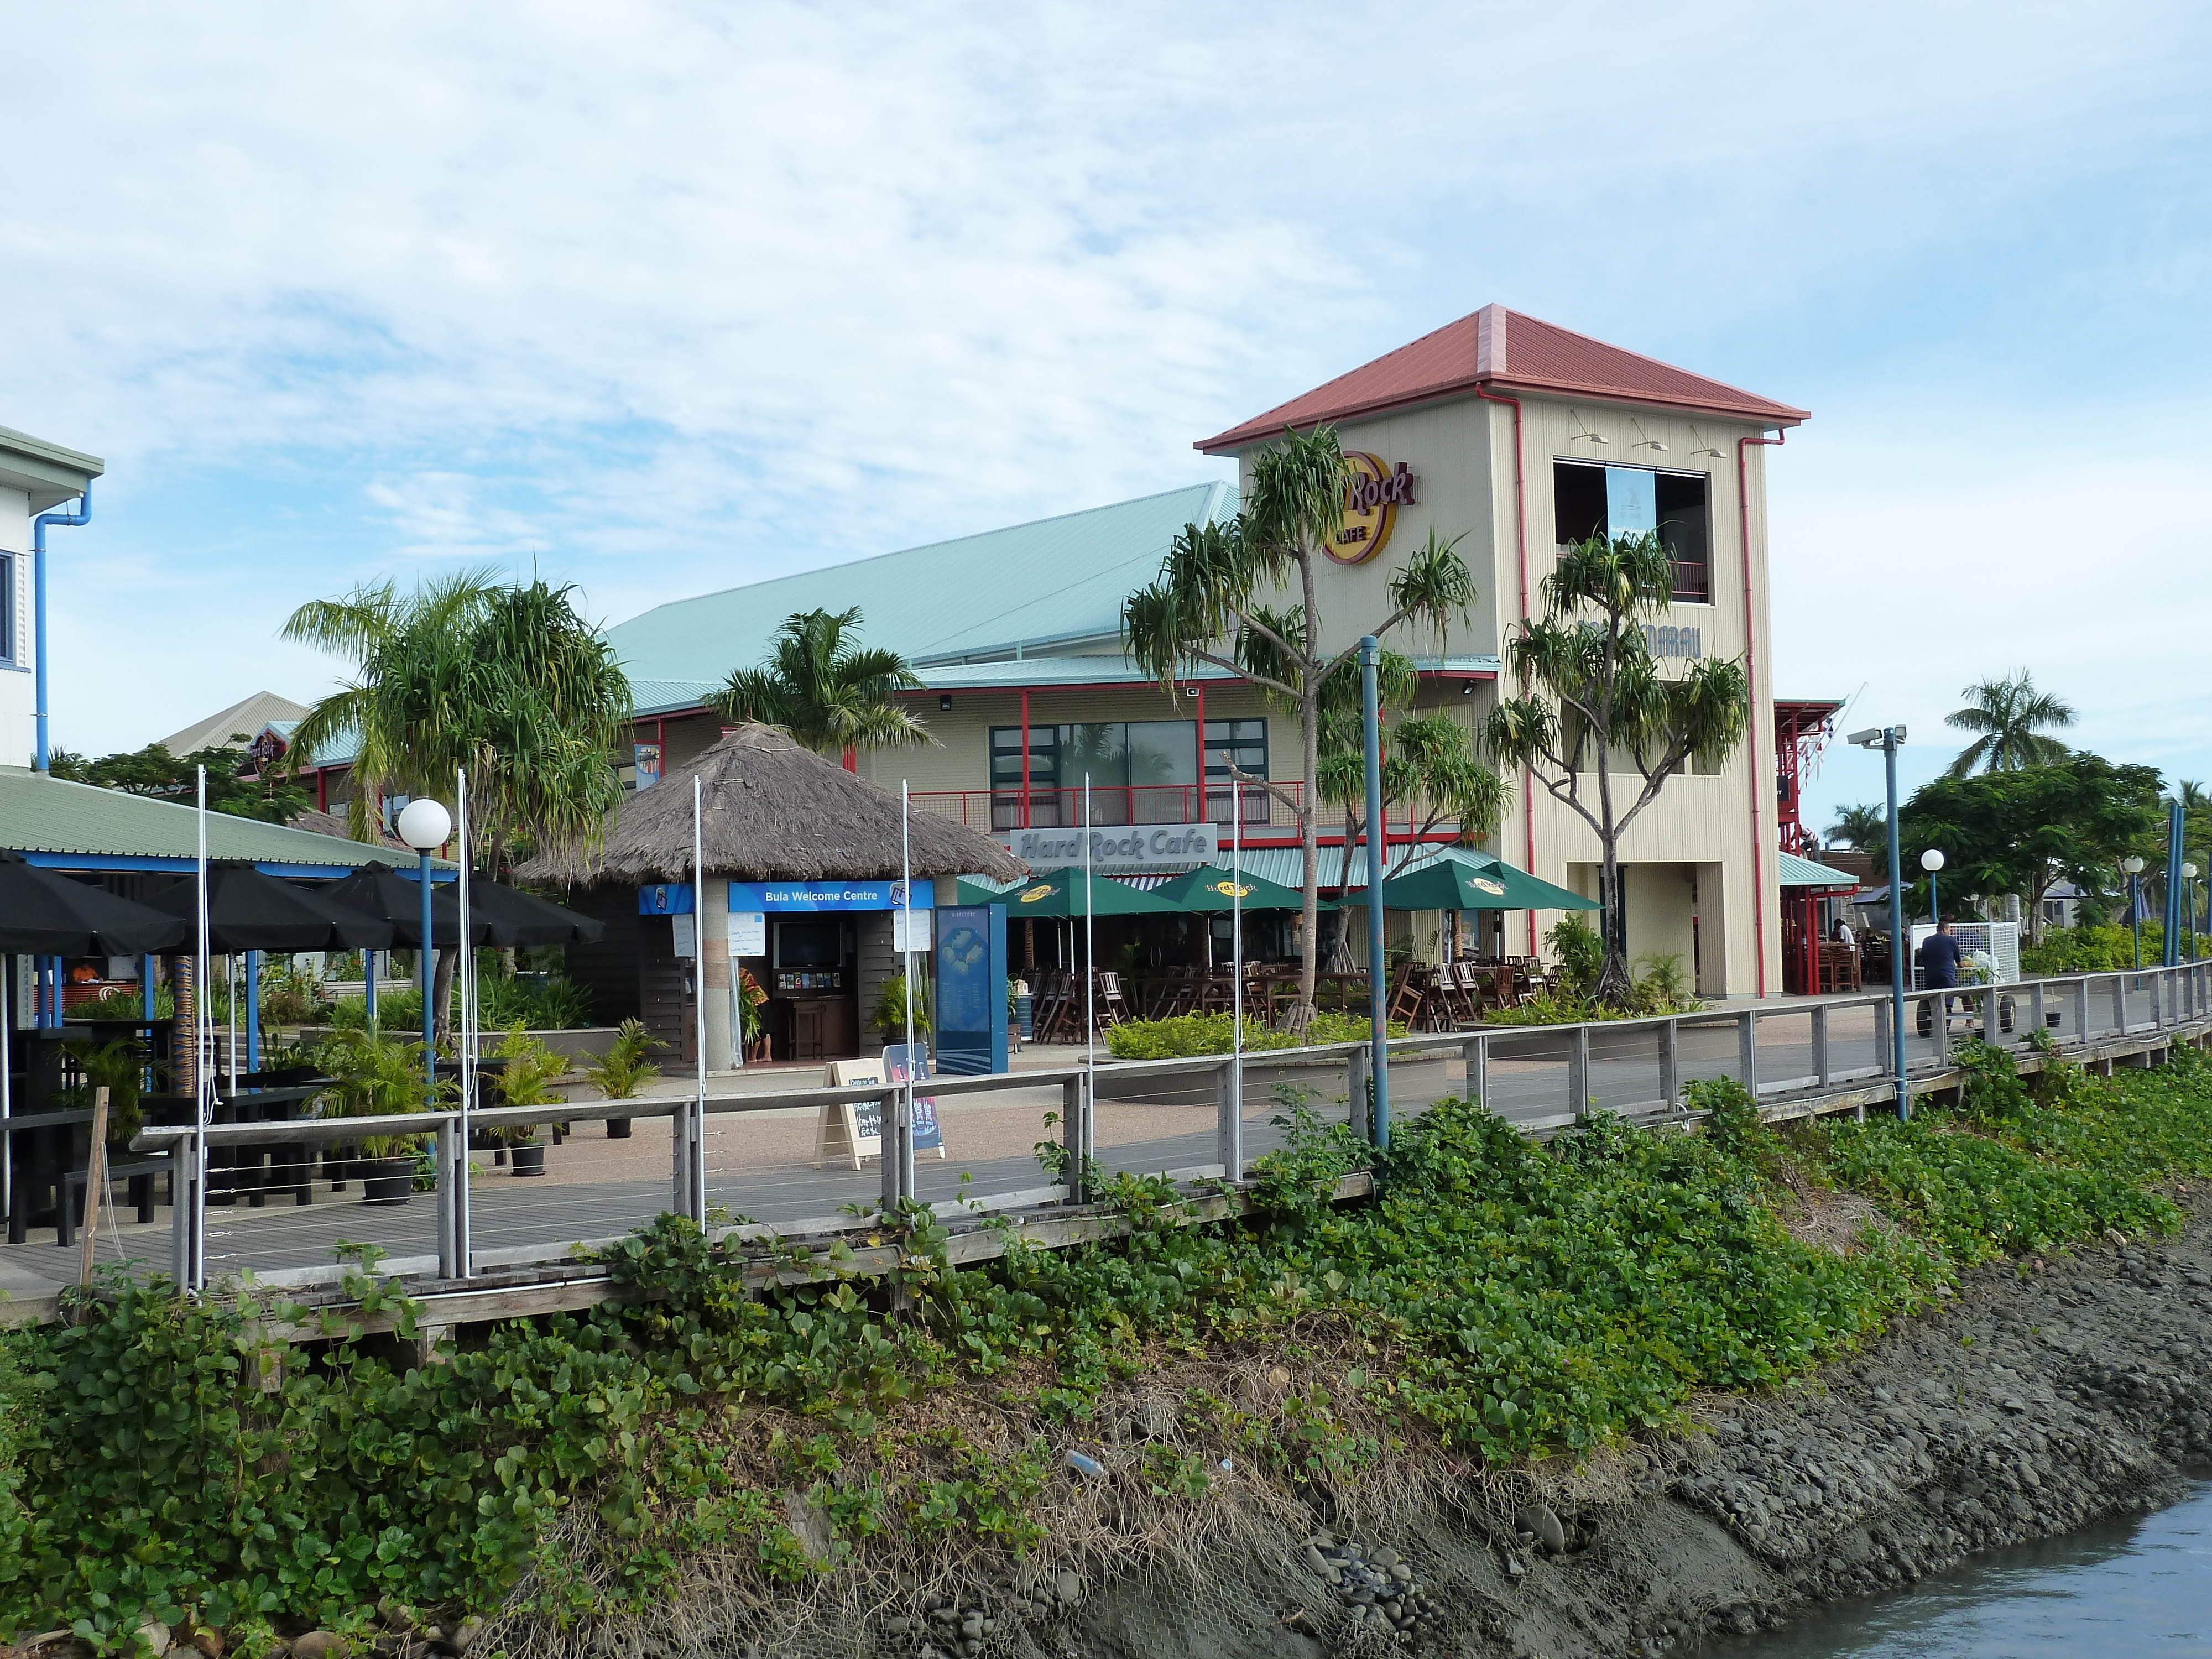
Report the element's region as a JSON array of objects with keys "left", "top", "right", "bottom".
[
  {"left": 1475, "top": 384, "right": 1540, "bottom": 954},
  {"left": 1737, "top": 429, "right": 1785, "bottom": 997}
]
